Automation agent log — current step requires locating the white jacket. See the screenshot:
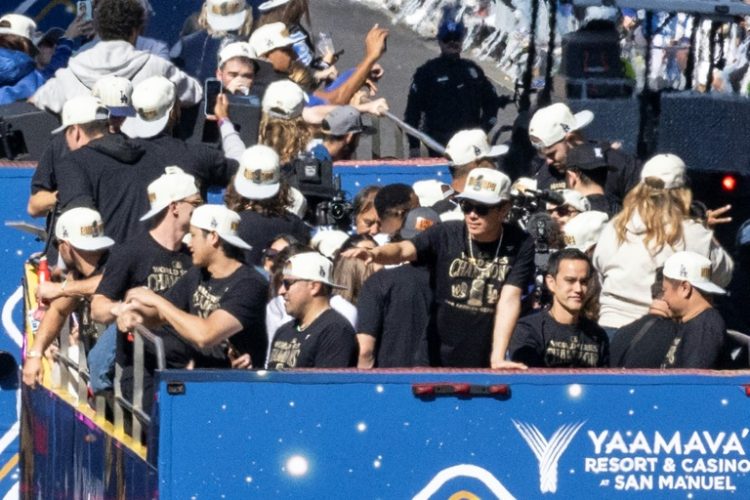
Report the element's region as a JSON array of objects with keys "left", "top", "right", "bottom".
[
  {"left": 32, "top": 40, "right": 202, "bottom": 113},
  {"left": 593, "top": 213, "right": 734, "bottom": 328}
]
